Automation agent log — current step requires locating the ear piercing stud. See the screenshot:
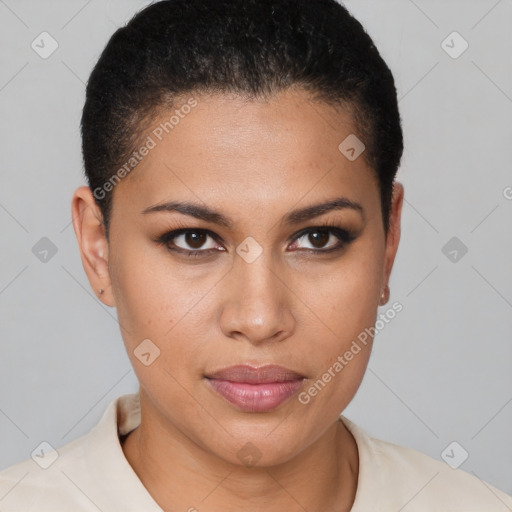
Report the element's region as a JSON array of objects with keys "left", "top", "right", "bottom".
[{"left": 379, "top": 284, "right": 390, "bottom": 305}]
